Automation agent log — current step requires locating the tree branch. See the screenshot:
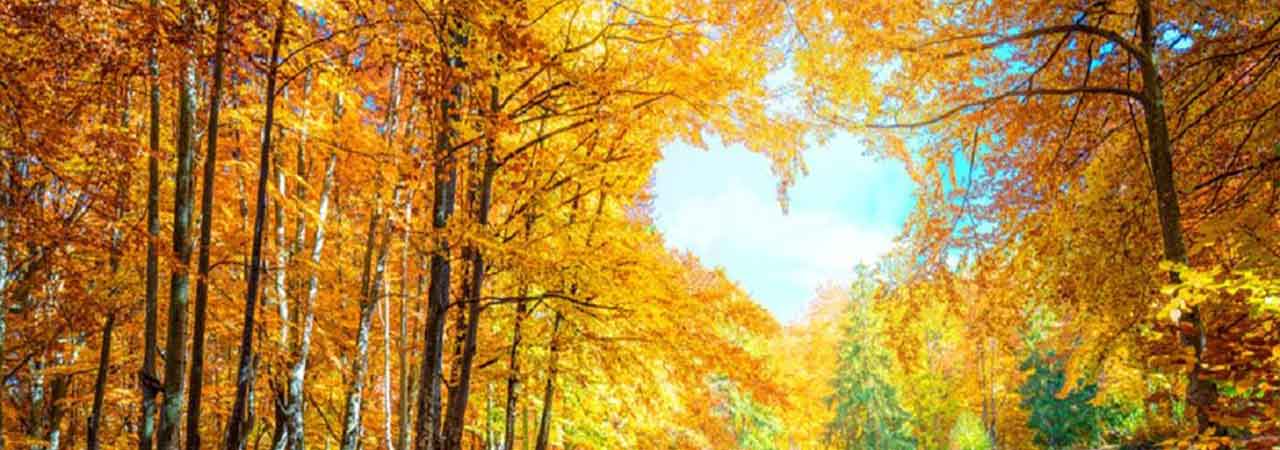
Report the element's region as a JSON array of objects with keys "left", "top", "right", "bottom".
[{"left": 864, "top": 86, "right": 1147, "bottom": 129}]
